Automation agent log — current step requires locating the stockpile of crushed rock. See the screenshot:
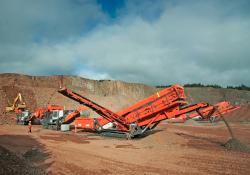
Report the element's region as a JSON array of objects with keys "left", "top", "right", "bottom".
[
  {"left": 223, "top": 138, "right": 250, "bottom": 153},
  {"left": 0, "top": 145, "right": 46, "bottom": 175}
]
